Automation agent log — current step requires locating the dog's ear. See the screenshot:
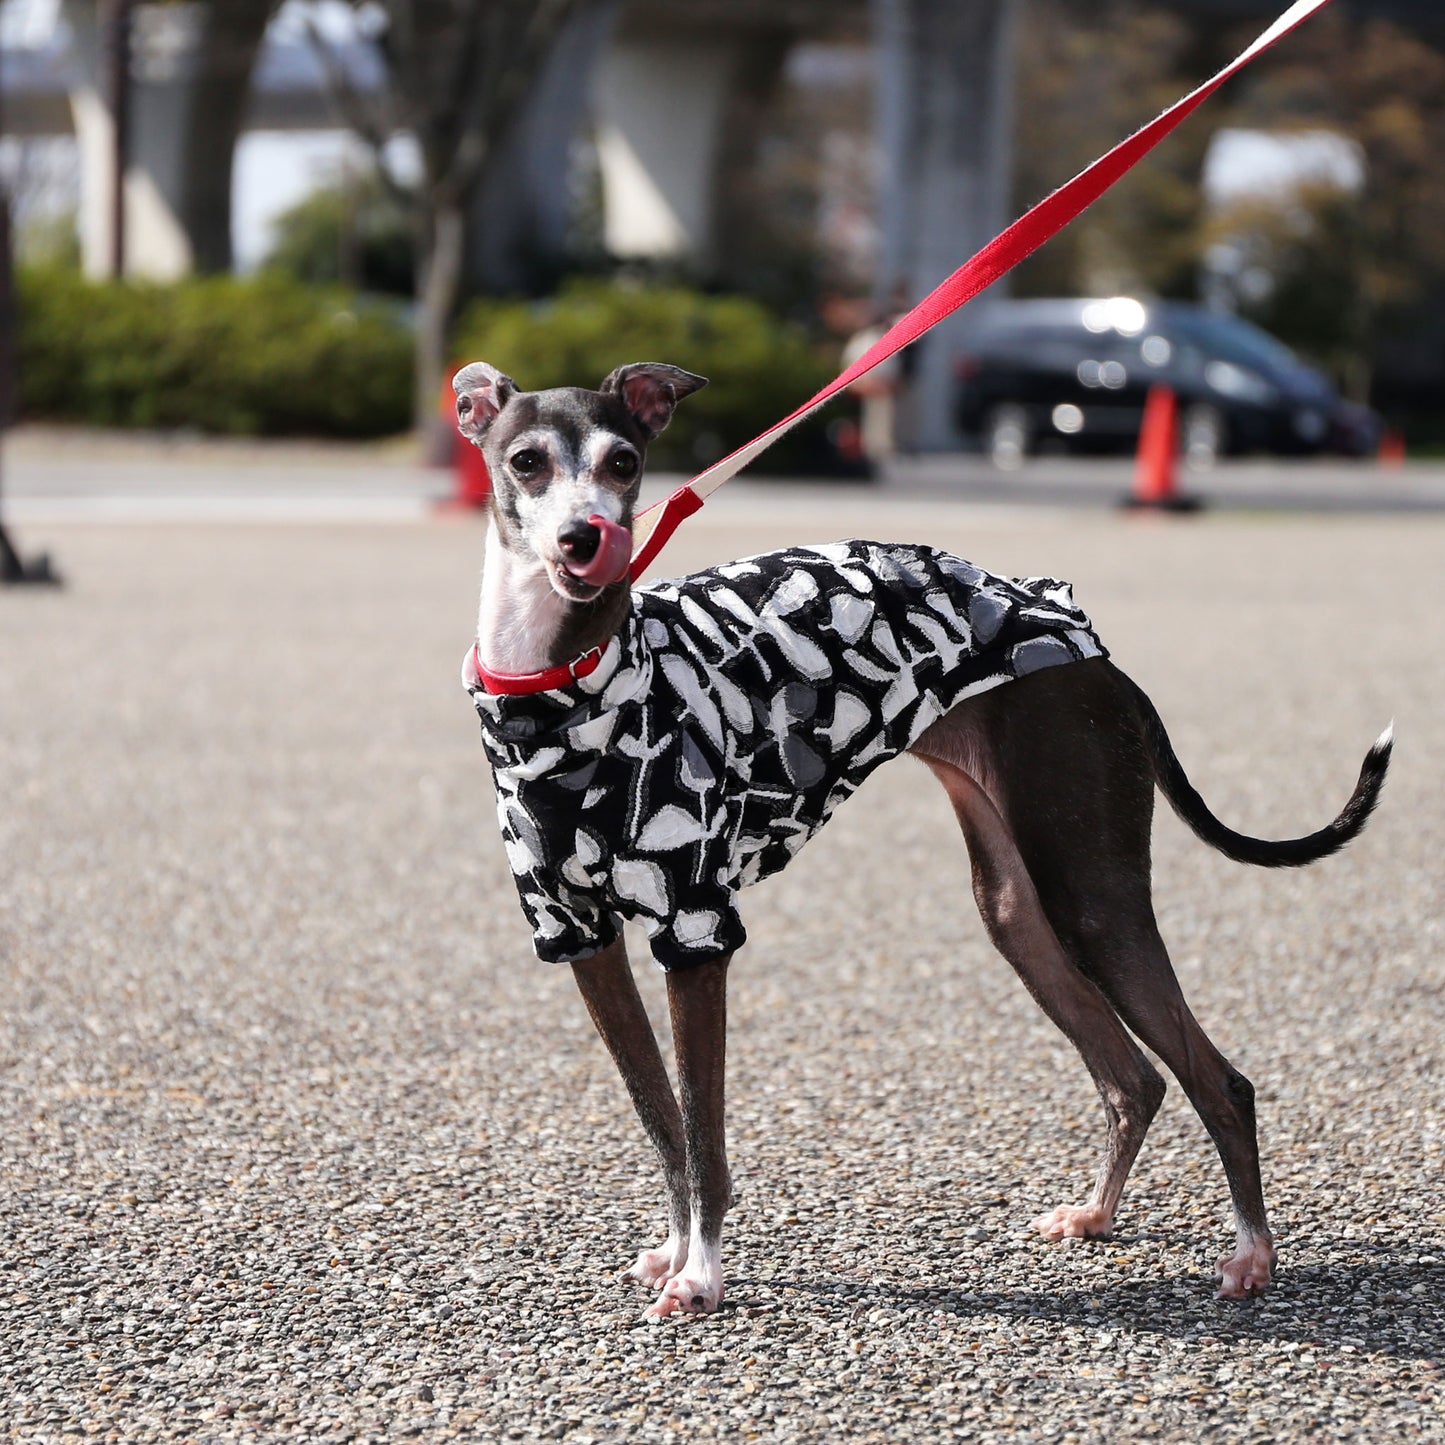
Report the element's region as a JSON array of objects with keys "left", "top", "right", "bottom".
[
  {"left": 600, "top": 363, "right": 708, "bottom": 439},
  {"left": 453, "top": 361, "right": 518, "bottom": 442}
]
